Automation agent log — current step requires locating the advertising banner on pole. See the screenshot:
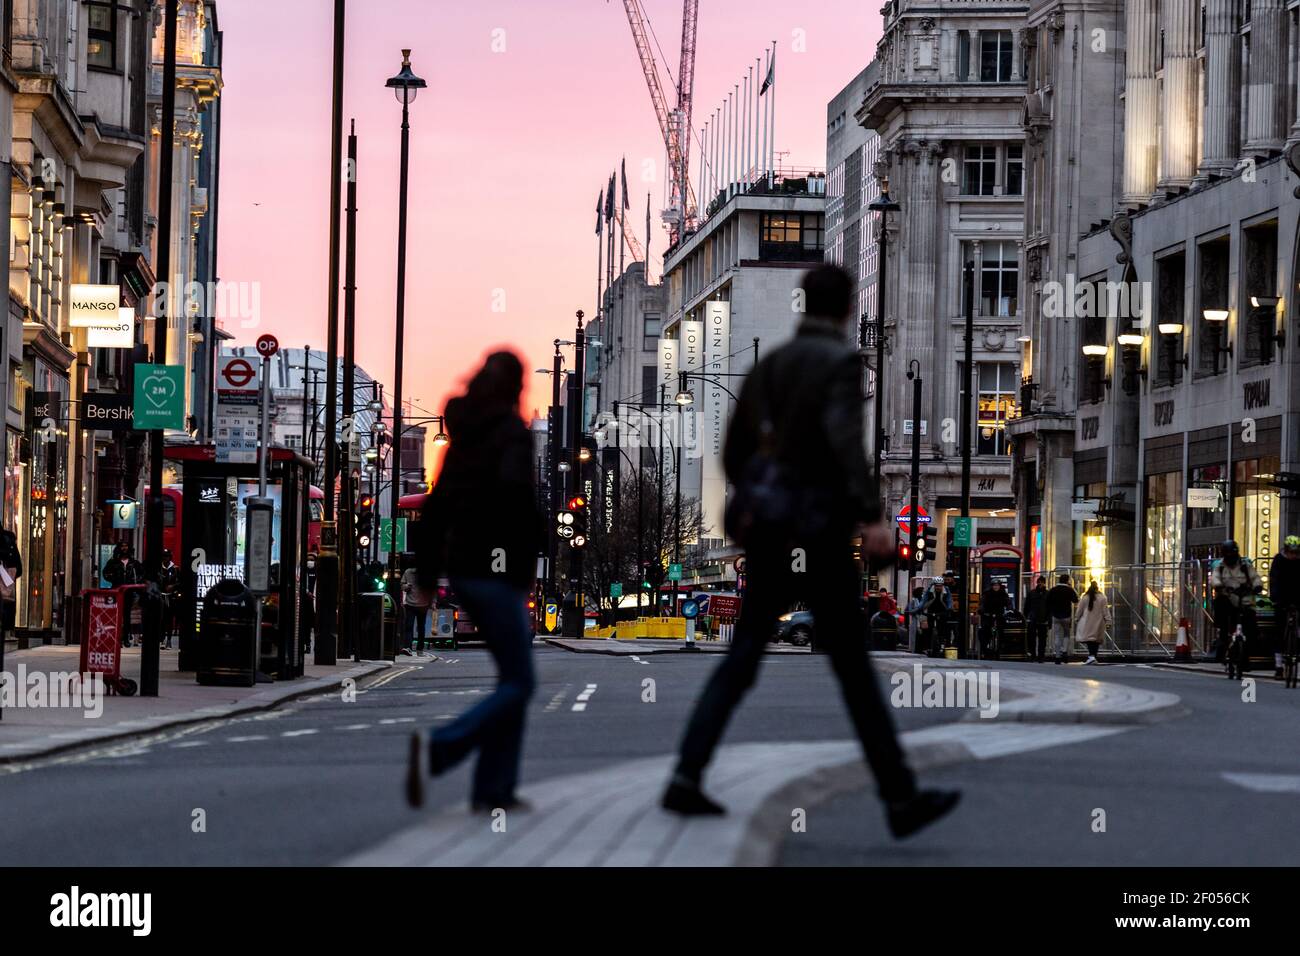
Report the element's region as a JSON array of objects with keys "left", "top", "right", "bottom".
[
  {"left": 701, "top": 299, "right": 731, "bottom": 540},
  {"left": 680, "top": 320, "right": 704, "bottom": 459}
]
